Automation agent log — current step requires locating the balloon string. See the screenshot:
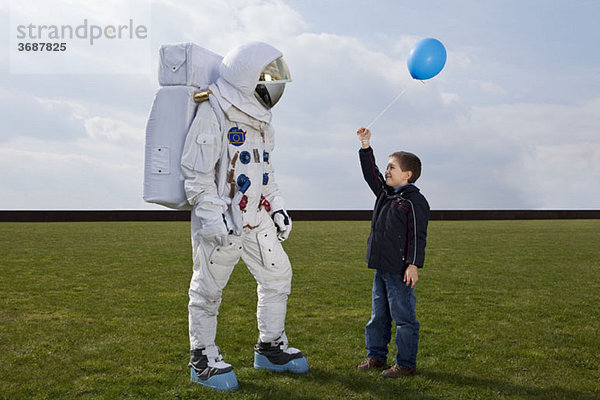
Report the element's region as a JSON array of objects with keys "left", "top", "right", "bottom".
[{"left": 365, "top": 86, "right": 409, "bottom": 129}]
